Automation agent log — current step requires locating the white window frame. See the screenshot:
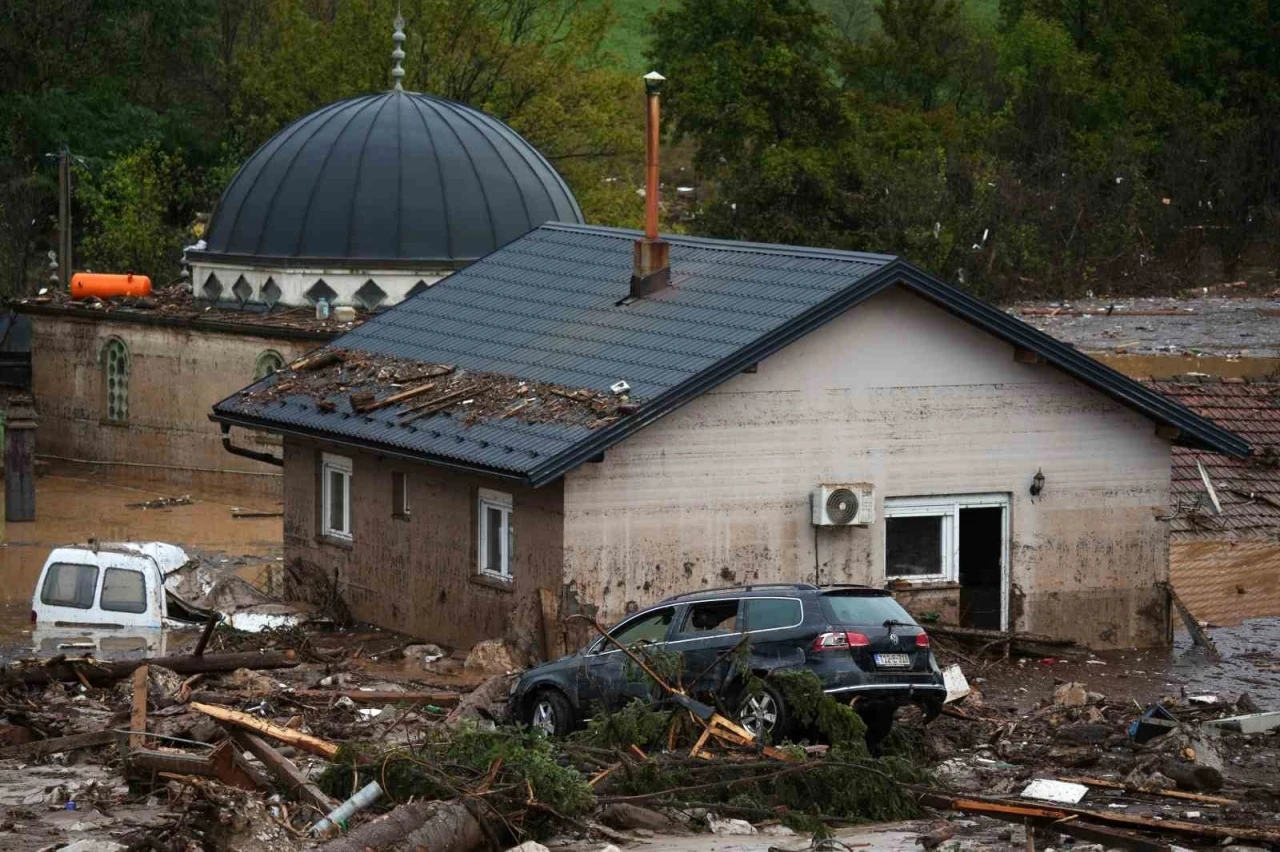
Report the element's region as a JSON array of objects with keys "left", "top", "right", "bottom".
[
  {"left": 392, "top": 470, "right": 410, "bottom": 519},
  {"left": 321, "top": 453, "right": 353, "bottom": 540},
  {"left": 883, "top": 494, "right": 1009, "bottom": 586},
  {"left": 477, "top": 488, "right": 513, "bottom": 579}
]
